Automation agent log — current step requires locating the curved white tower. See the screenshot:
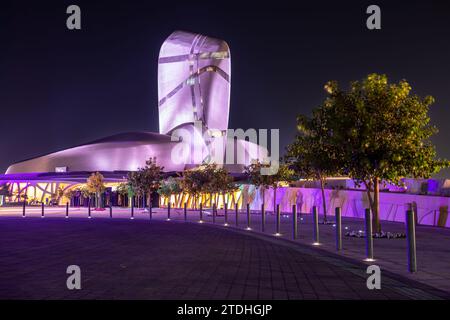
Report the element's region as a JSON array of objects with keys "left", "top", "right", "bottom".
[{"left": 158, "top": 31, "right": 231, "bottom": 135}]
